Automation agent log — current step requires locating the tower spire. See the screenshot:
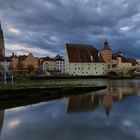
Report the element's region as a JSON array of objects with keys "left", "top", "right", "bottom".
[
  {"left": 0, "top": 20, "right": 5, "bottom": 56},
  {"left": 0, "top": 20, "right": 2, "bottom": 30},
  {"left": 104, "top": 38, "right": 108, "bottom": 46}
]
